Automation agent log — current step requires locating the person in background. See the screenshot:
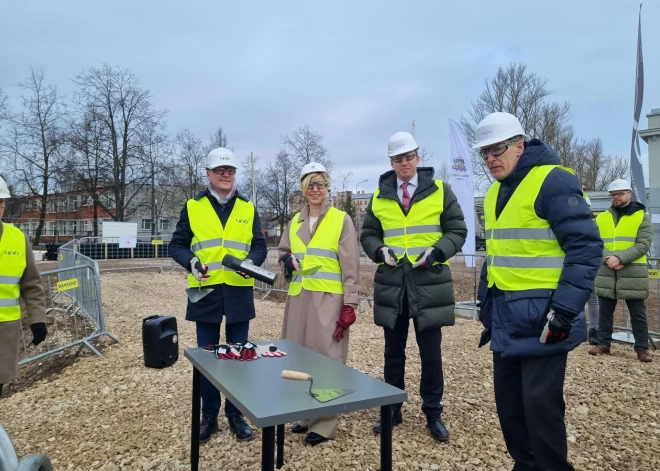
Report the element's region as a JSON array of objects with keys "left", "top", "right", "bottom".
[
  {"left": 589, "top": 178, "right": 653, "bottom": 363},
  {"left": 0, "top": 175, "right": 47, "bottom": 398},
  {"left": 169, "top": 147, "right": 267, "bottom": 442},
  {"left": 278, "top": 162, "right": 360, "bottom": 445}
]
